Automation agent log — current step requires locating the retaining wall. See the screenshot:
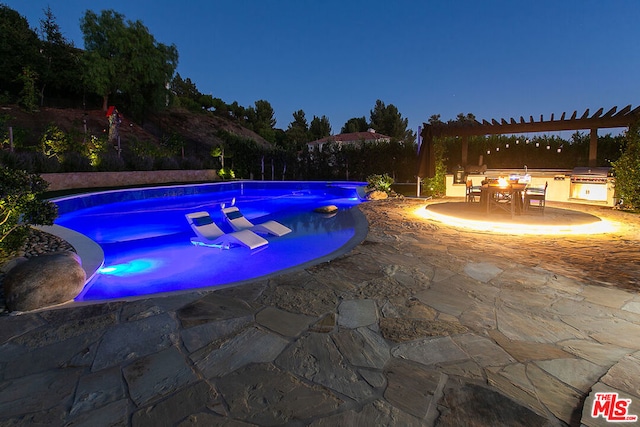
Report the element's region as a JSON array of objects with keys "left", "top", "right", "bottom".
[{"left": 42, "top": 170, "right": 219, "bottom": 191}]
